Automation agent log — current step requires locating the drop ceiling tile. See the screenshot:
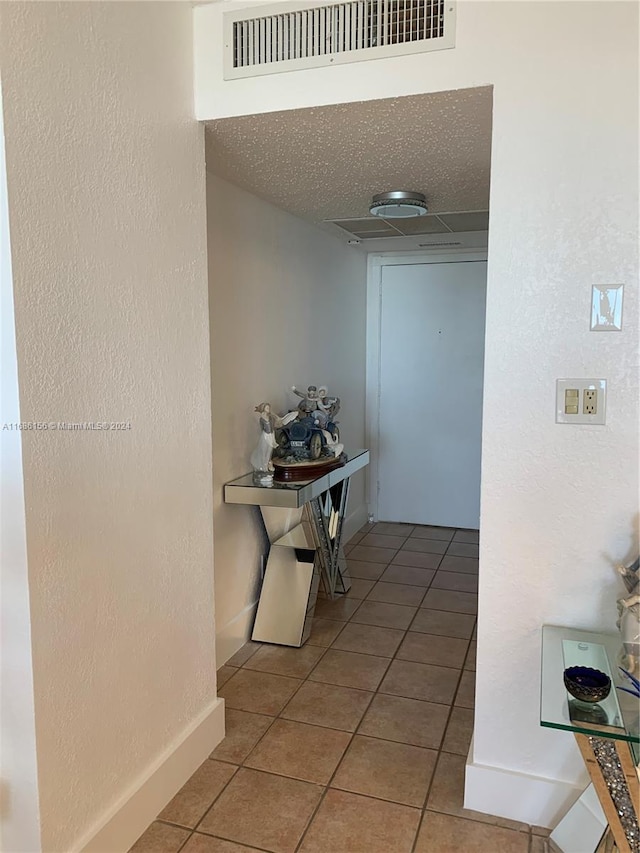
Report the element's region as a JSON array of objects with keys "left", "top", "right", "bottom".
[
  {"left": 437, "top": 211, "right": 490, "bottom": 232},
  {"left": 352, "top": 231, "right": 401, "bottom": 240},
  {"left": 331, "top": 218, "right": 399, "bottom": 234},
  {"left": 392, "top": 215, "right": 452, "bottom": 236}
]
